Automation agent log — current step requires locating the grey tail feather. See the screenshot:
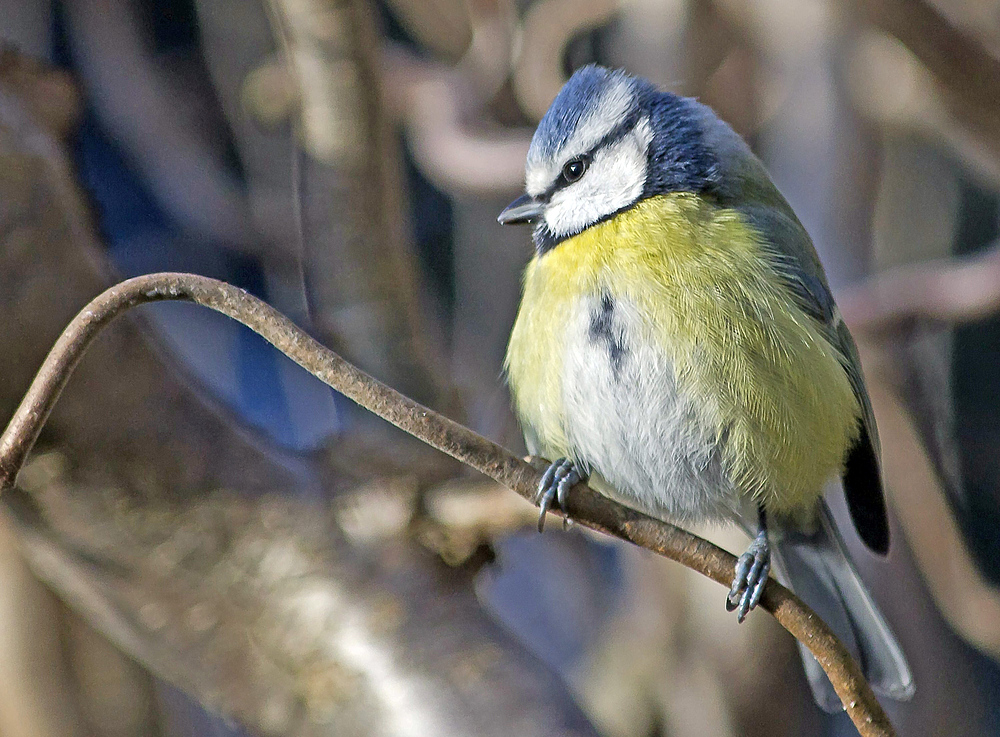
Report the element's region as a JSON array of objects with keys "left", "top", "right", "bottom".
[{"left": 770, "top": 502, "right": 915, "bottom": 712}]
